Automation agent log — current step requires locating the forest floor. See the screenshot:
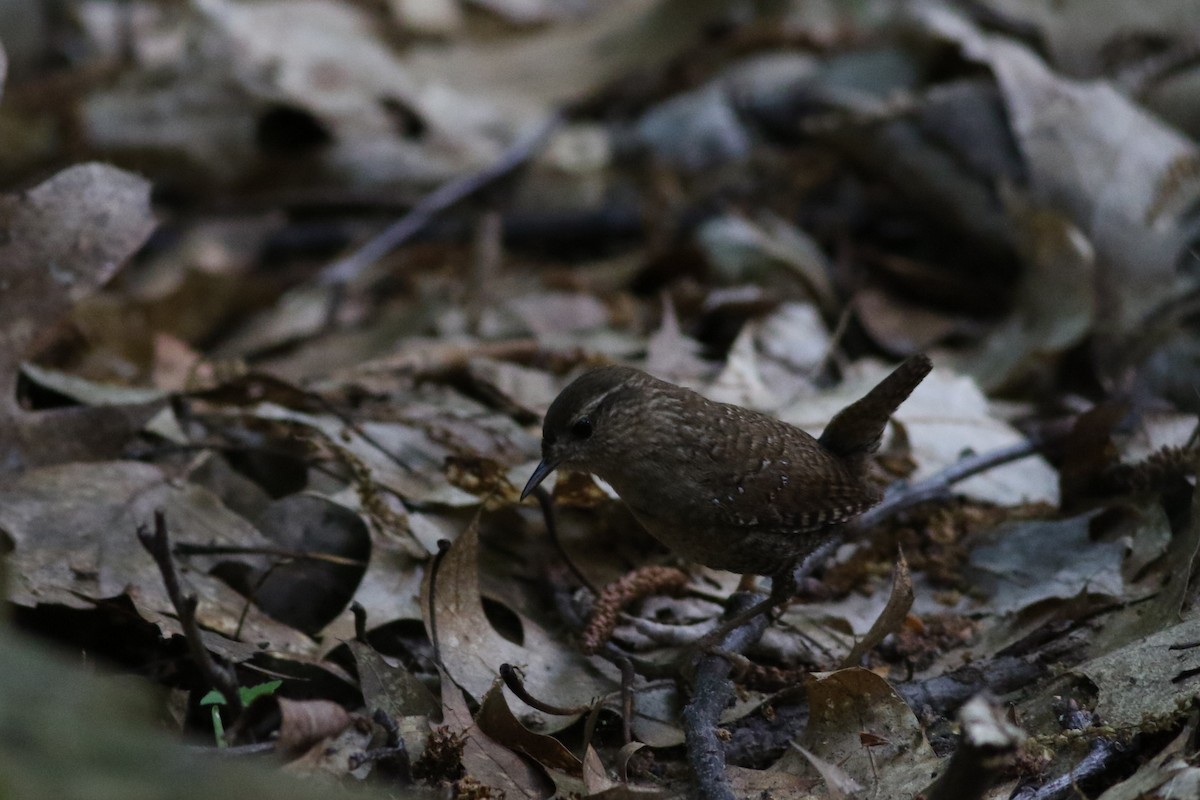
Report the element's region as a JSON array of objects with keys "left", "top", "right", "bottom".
[{"left": 3, "top": 1, "right": 1200, "bottom": 798}]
